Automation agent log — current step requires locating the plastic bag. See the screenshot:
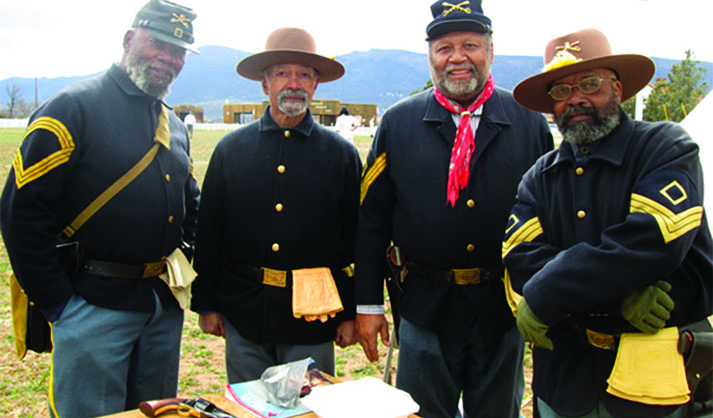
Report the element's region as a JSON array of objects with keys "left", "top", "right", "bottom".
[{"left": 257, "top": 357, "right": 314, "bottom": 409}]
